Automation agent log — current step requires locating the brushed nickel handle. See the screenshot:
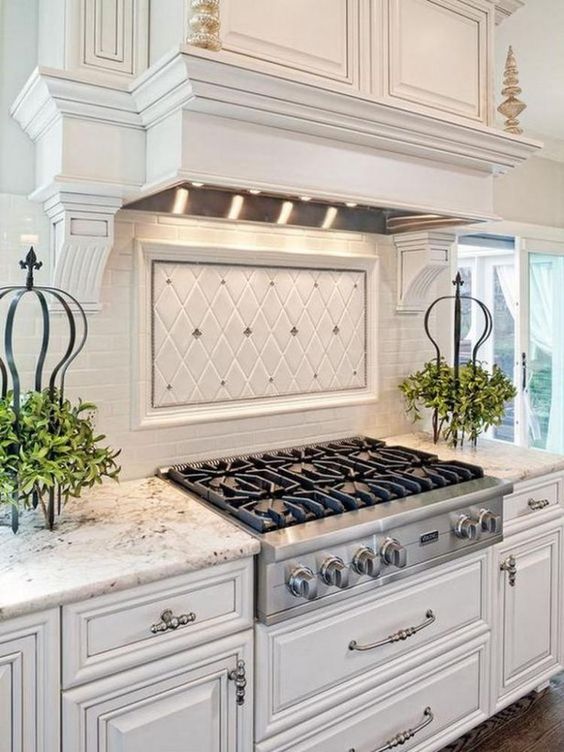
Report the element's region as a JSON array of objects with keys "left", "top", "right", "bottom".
[
  {"left": 349, "top": 610, "right": 435, "bottom": 652},
  {"left": 150, "top": 608, "right": 196, "bottom": 634},
  {"left": 500, "top": 555, "right": 517, "bottom": 587},
  {"left": 348, "top": 707, "right": 434, "bottom": 752},
  {"left": 528, "top": 498, "right": 550, "bottom": 511}
]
